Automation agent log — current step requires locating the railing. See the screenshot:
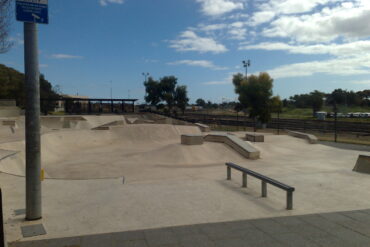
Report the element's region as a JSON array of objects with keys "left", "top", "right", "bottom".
[
  {"left": 1, "top": 188, "right": 4, "bottom": 247},
  {"left": 226, "top": 162, "right": 295, "bottom": 210}
]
